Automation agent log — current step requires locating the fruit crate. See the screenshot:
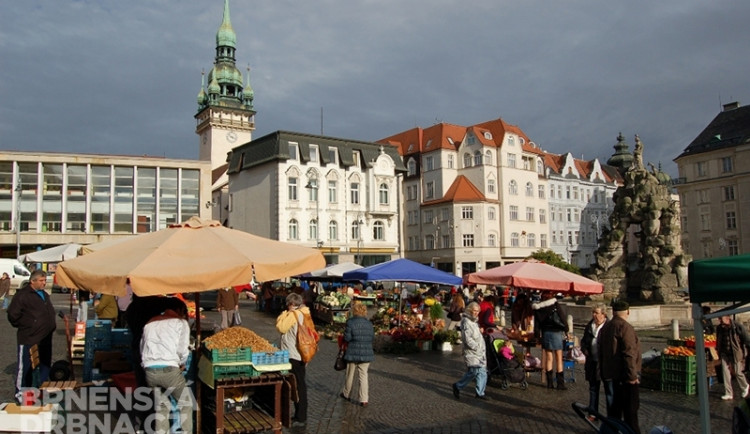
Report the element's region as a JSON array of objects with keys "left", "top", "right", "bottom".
[
  {"left": 666, "top": 339, "right": 685, "bottom": 347},
  {"left": 661, "top": 354, "right": 696, "bottom": 373},
  {"left": 202, "top": 346, "right": 253, "bottom": 363},
  {"left": 661, "top": 369, "right": 697, "bottom": 385},
  {"left": 251, "top": 349, "right": 289, "bottom": 366},
  {"left": 662, "top": 379, "right": 697, "bottom": 395},
  {"left": 212, "top": 364, "right": 259, "bottom": 380}
]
